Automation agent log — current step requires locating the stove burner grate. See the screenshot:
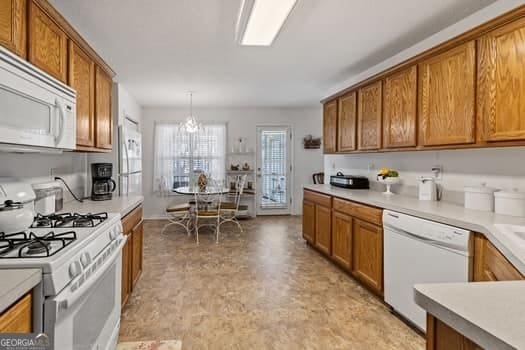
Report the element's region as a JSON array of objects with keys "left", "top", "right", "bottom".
[
  {"left": 31, "top": 212, "right": 108, "bottom": 228},
  {"left": 0, "top": 231, "right": 77, "bottom": 258}
]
